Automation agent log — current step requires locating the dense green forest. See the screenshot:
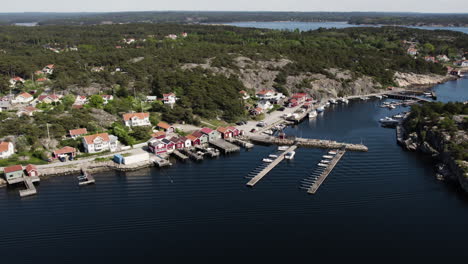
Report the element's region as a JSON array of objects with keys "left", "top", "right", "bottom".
[{"left": 349, "top": 15, "right": 468, "bottom": 27}]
